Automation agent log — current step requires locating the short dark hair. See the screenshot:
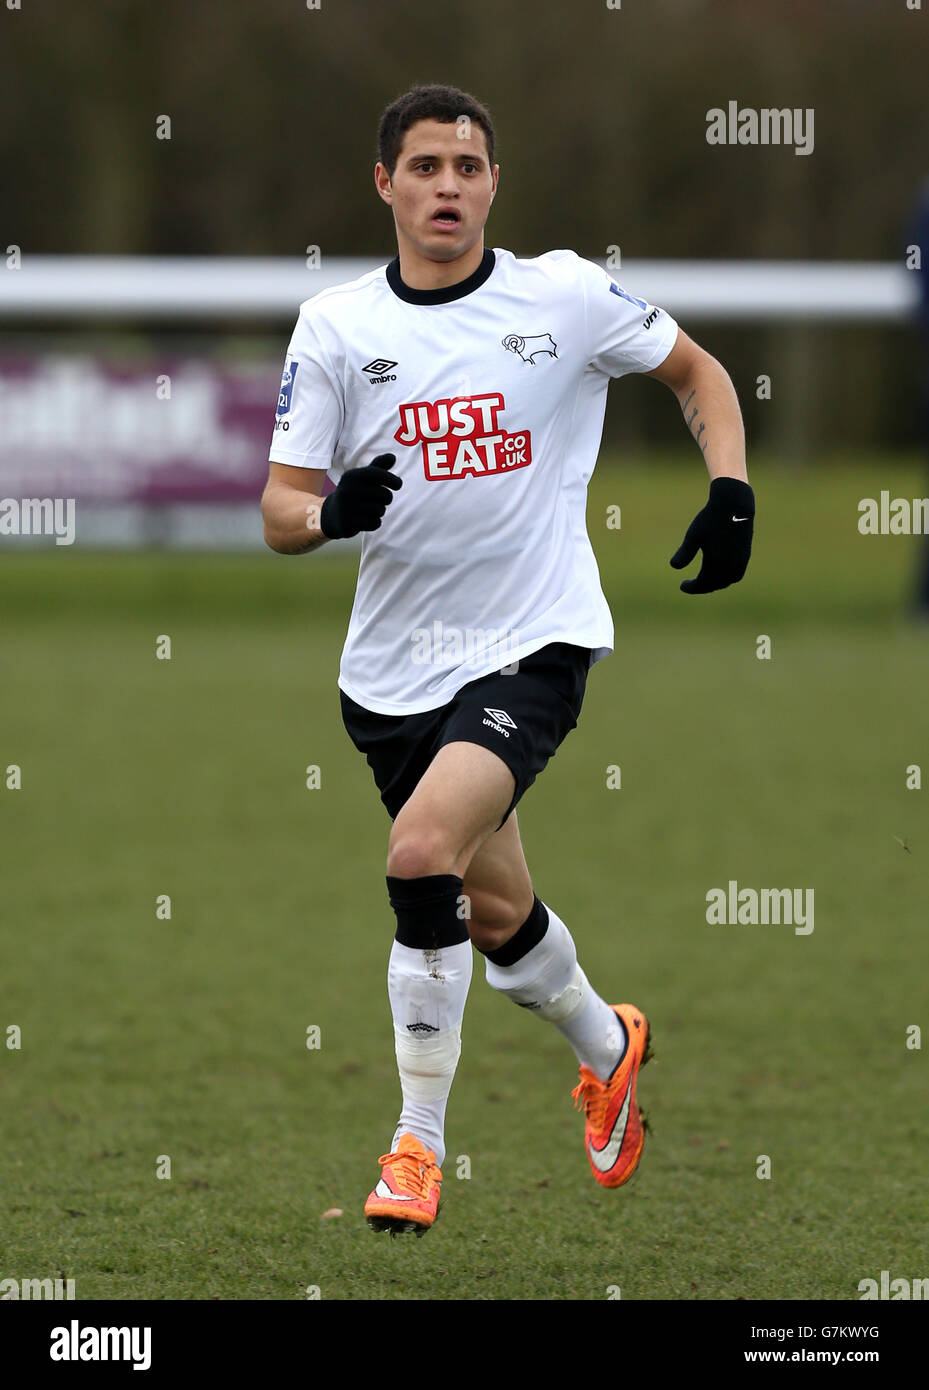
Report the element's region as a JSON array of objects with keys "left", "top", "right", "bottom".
[{"left": 377, "top": 84, "right": 495, "bottom": 177}]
